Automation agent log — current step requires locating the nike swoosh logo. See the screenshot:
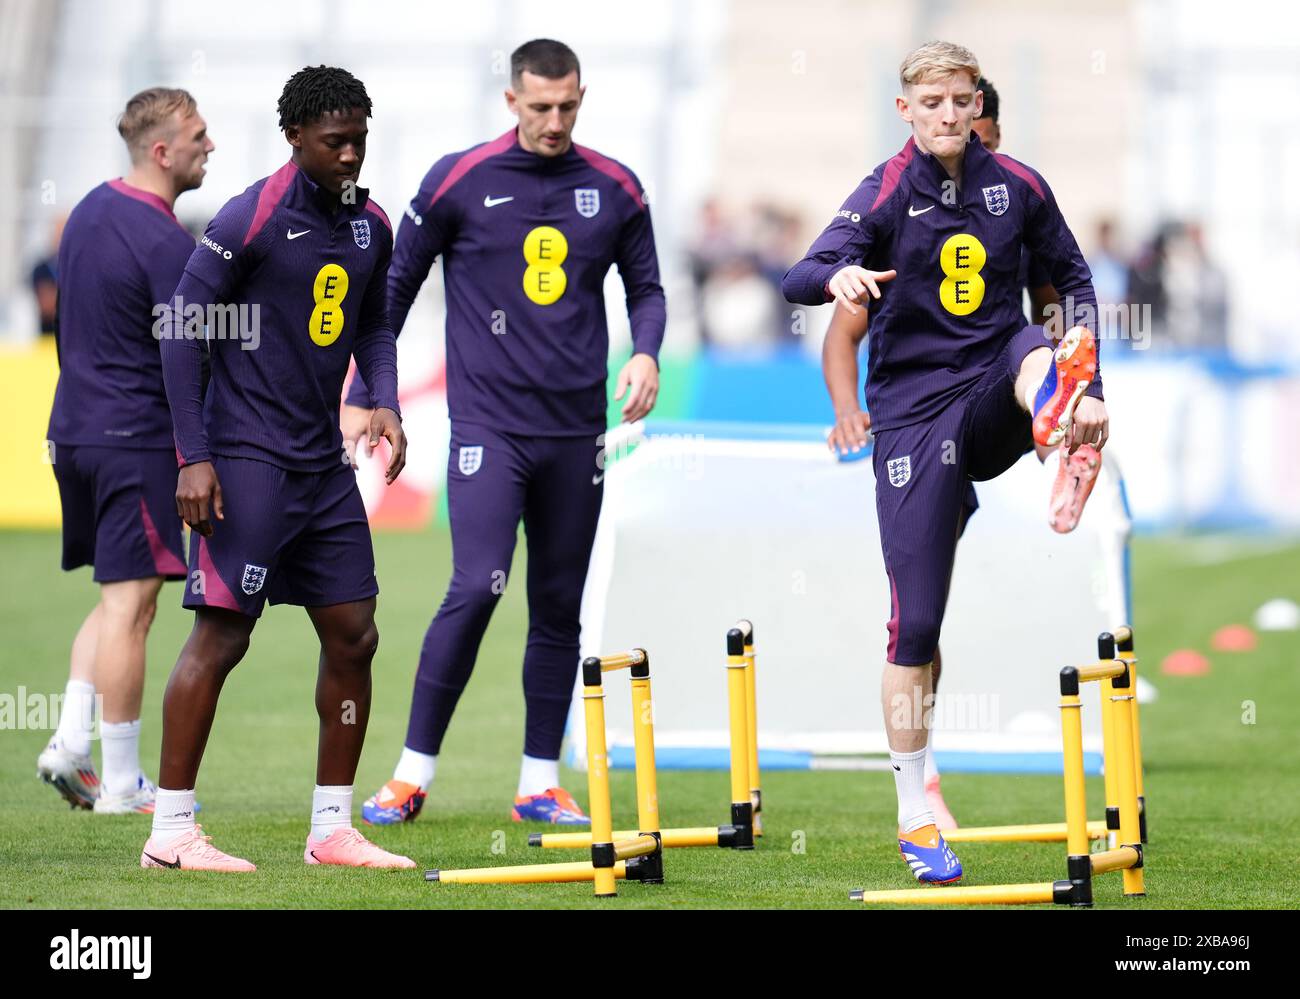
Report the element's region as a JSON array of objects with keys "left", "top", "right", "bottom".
[
  {"left": 287, "top": 229, "right": 311, "bottom": 239},
  {"left": 310, "top": 851, "right": 322, "bottom": 863},
  {"left": 483, "top": 196, "right": 514, "bottom": 208},
  {"left": 592, "top": 473, "right": 604, "bottom": 485},
  {"left": 908, "top": 205, "right": 934, "bottom": 217},
  {"left": 143, "top": 851, "right": 181, "bottom": 869}
]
